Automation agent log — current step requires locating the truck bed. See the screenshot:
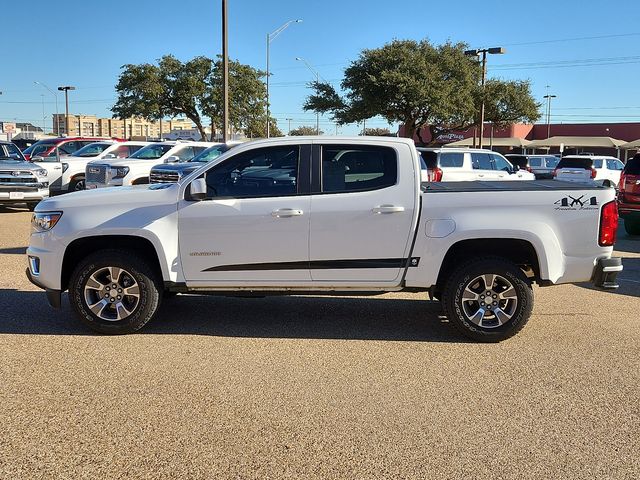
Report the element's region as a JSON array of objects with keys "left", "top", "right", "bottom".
[{"left": 421, "top": 180, "right": 609, "bottom": 193}]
